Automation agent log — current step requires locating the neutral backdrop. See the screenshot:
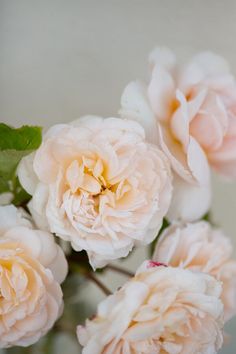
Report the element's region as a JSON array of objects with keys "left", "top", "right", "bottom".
[{"left": 1, "top": 1, "right": 236, "bottom": 353}]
